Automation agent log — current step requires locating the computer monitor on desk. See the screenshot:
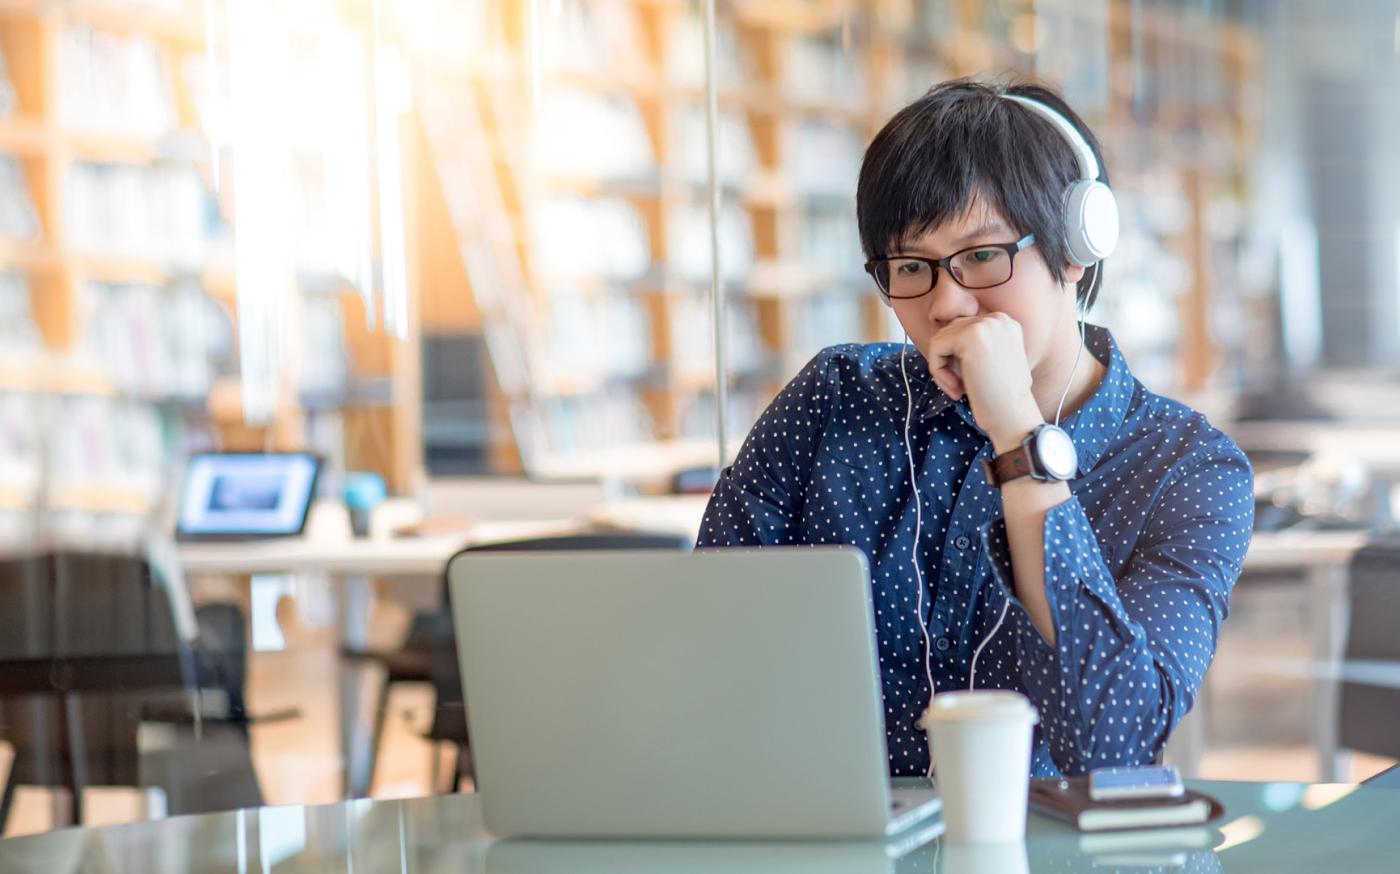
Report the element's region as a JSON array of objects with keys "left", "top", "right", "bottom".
[{"left": 176, "top": 453, "right": 321, "bottom": 542}]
